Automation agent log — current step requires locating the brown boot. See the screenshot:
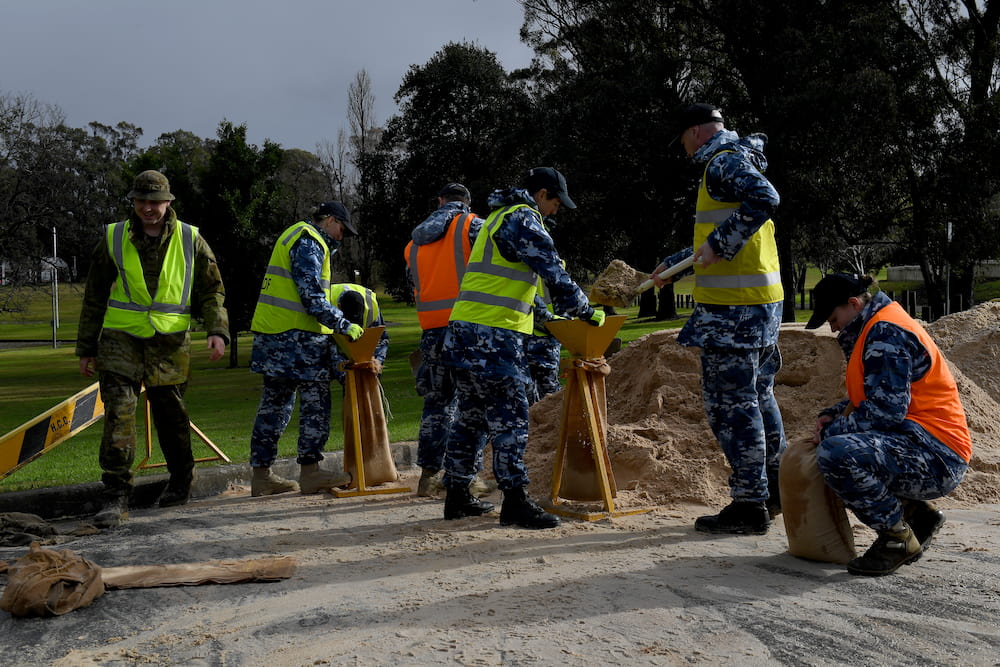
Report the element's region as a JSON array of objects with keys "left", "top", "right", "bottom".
[
  {"left": 299, "top": 463, "right": 351, "bottom": 494},
  {"left": 251, "top": 467, "right": 300, "bottom": 497},
  {"left": 847, "top": 523, "right": 923, "bottom": 576}
]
